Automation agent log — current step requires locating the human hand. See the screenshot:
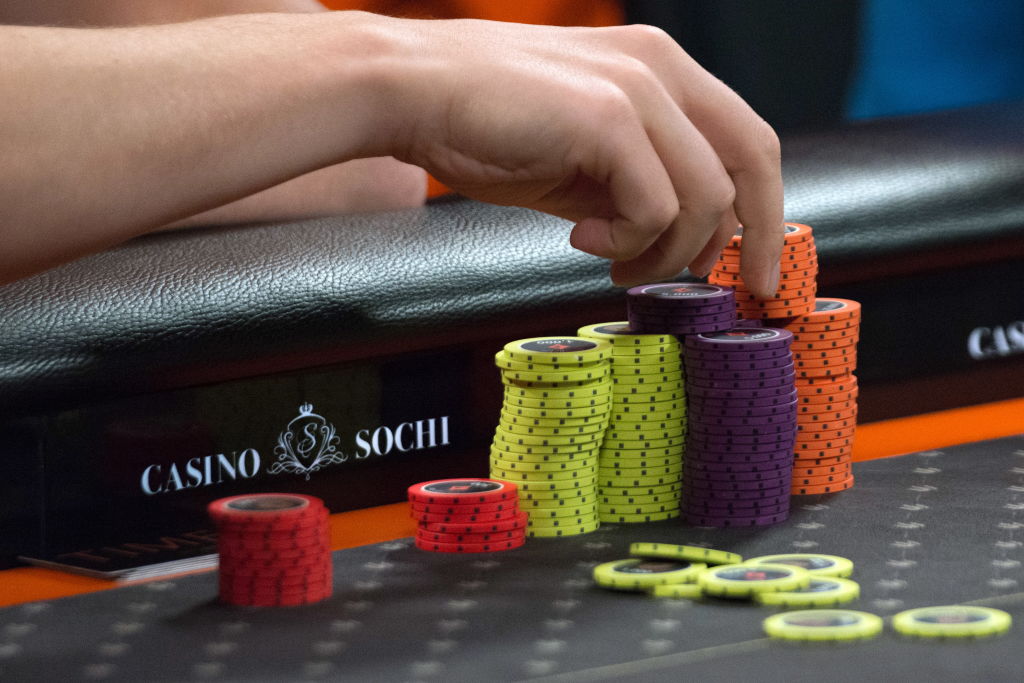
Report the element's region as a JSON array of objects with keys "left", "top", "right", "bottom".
[{"left": 380, "top": 18, "right": 783, "bottom": 296}]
